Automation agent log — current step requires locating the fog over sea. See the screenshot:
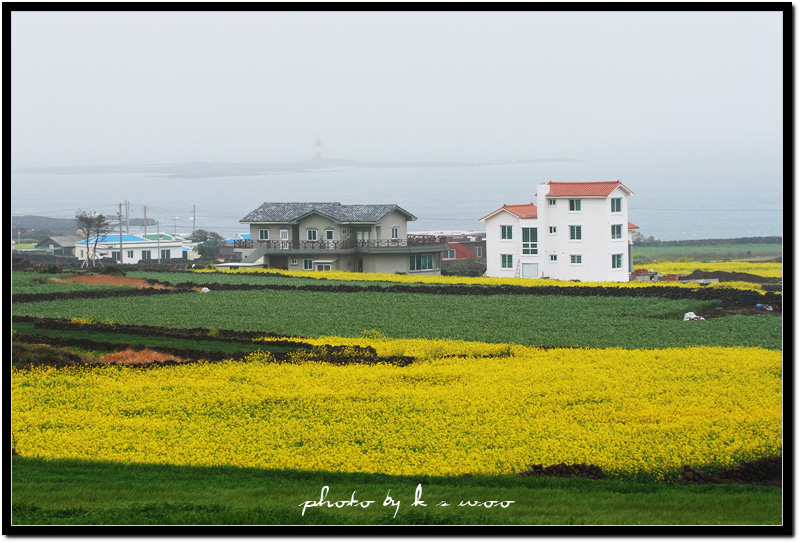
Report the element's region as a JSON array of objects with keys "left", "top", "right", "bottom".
[{"left": 10, "top": 159, "right": 783, "bottom": 242}]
